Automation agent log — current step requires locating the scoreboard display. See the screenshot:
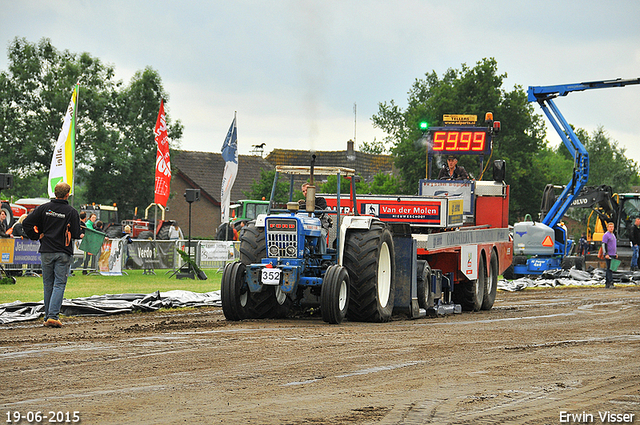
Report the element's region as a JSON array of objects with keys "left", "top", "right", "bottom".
[{"left": 427, "top": 127, "right": 491, "bottom": 156}]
